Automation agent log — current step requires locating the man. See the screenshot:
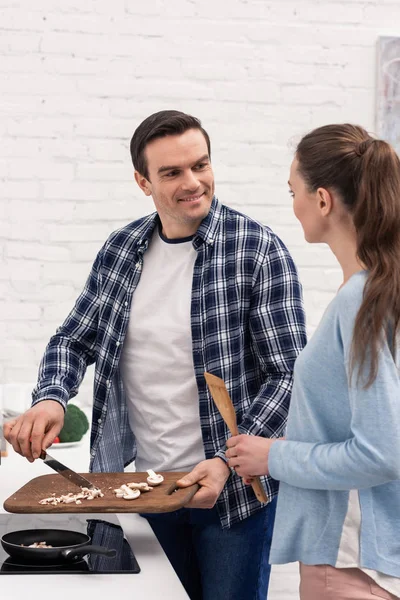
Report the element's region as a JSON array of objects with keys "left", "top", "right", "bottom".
[{"left": 4, "top": 110, "right": 307, "bottom": 599}]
